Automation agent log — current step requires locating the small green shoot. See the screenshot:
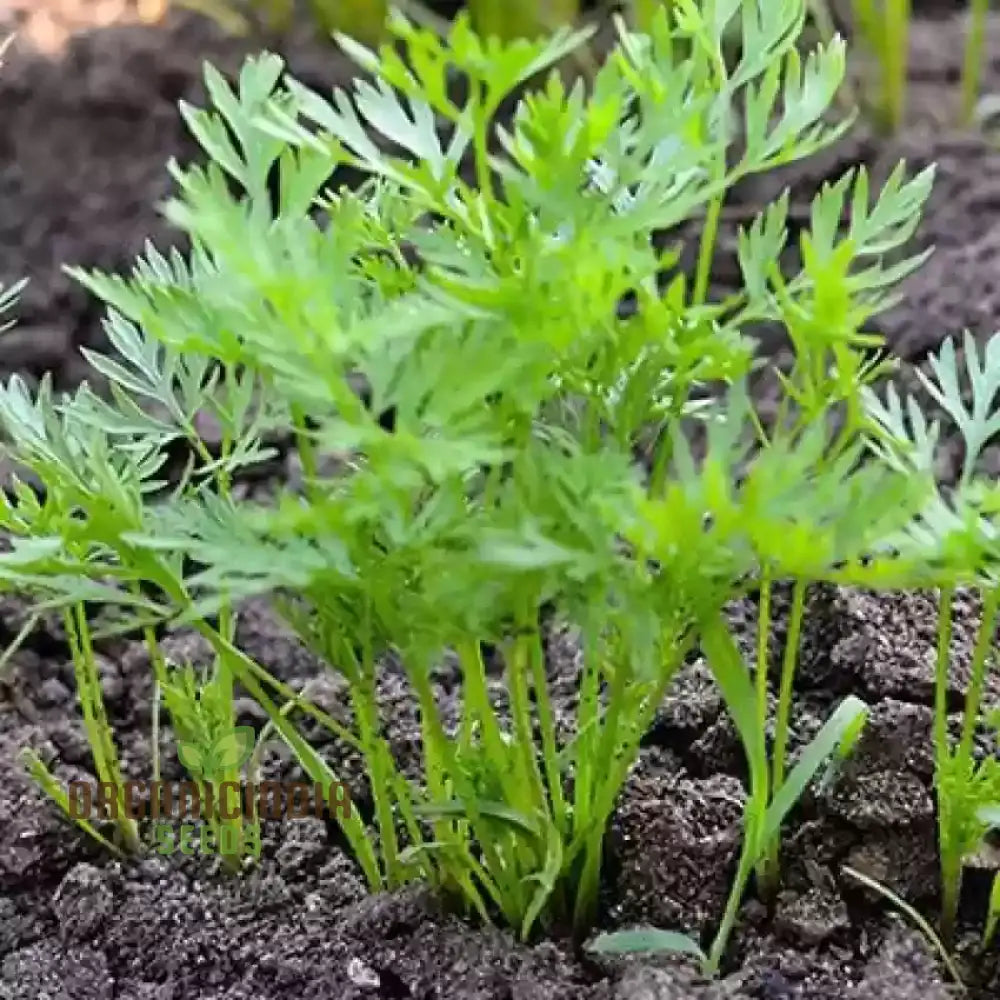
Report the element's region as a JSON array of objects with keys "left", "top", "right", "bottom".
[
  {"left": 977, "top": 804, "right": 1000, "bottom": 947},
  {"left": 961, "top": 0, "right": 992, "bottom": 128},
  {"left": 160, "top": 660, "right": 260, "bottom": 871},
  {"left": 850, "top": 0, "right": 911, "bottom": 132},
  {"left": 18, "top": 747, "right": 126, "bottom": 857}
]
